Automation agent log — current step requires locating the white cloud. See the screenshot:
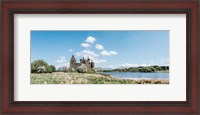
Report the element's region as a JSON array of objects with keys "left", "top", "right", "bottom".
[
  {"left": 108, "top": 65, "right": 115, "bottom": 68},
  {"left": 101, "top": 50, "right": 111, "bottom": 56},
  {"left": 101, "top": 50, "right": 118, "bottom": 56},
  {"left": 81, "top": 43, "right": 91, "bottom": 48},
  {"left": 76, "top": 50, "right": 106, "bottom": 64},
  {"left": 77, "top": 52, "right": 81, "bottom": 56},
  {"left": 76, "top": 50, "right": 98, "bottom": 59},
  {"left": 69, "top": 49, "right": 73, "bottom": 52},
  {"left": 118, "top": 63, "right": 134, "bottom": 68},
  {"left": 140, "top": 64, "right": 149, "bottom": 67},
  {"left": 117, "top": 60, "right": 169, "bottom": 68},
  {"left": 159, "top": 59, "right": 169, "bottom": 66},
  {"left": 109, "top": 51, "right": 117, "bottom": 55},
  {"left": 56, "top": 62, "right": 69, "bottom": 69},
  {"left": 85, "top": 36, "right": 96, "bottom": 44},
  {"left": 118, "top": 63, "right": 149, "bottom": 68},
  {"left": 93, "top": 59, "right": 107, "bottom": 64},
  {"left": 56, "top": 56, "right": 66, "bottom": 63},
  {"left": 95, "top": 44, "right": 104, "bottom": 50},
  {"left": 165, "top": 63, "right": 169, "bottom": 66}
]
